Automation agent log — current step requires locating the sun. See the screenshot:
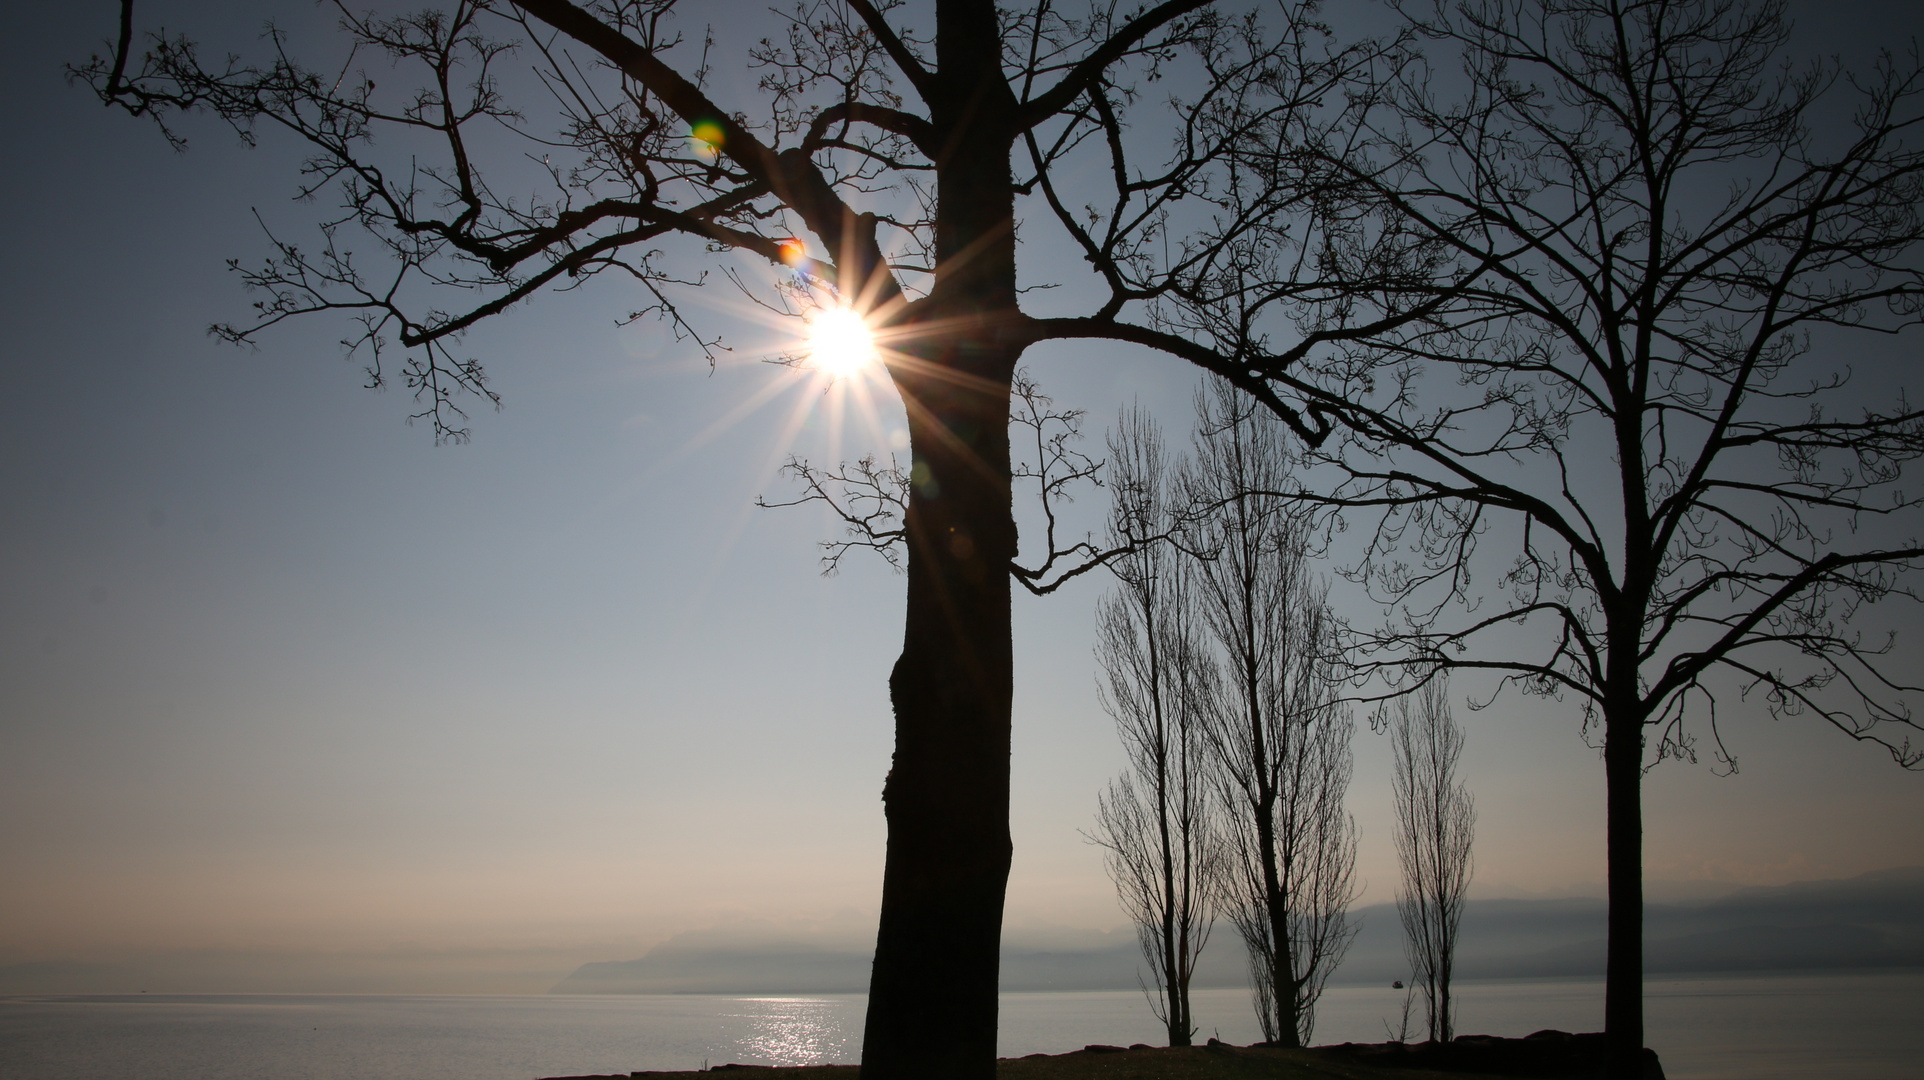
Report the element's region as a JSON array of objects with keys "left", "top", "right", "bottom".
[{"left": 806, "top": 306, "right": 878, "bottom": 377}]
